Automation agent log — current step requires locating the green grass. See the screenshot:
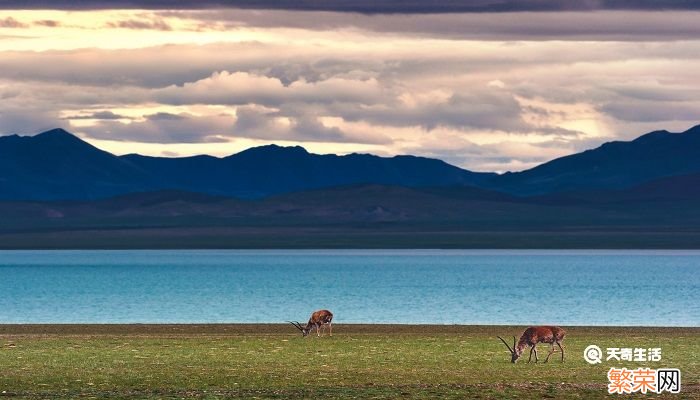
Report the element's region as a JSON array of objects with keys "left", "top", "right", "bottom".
[{"left": 0, "top": 325, "right": 698, "bottom": 399}]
